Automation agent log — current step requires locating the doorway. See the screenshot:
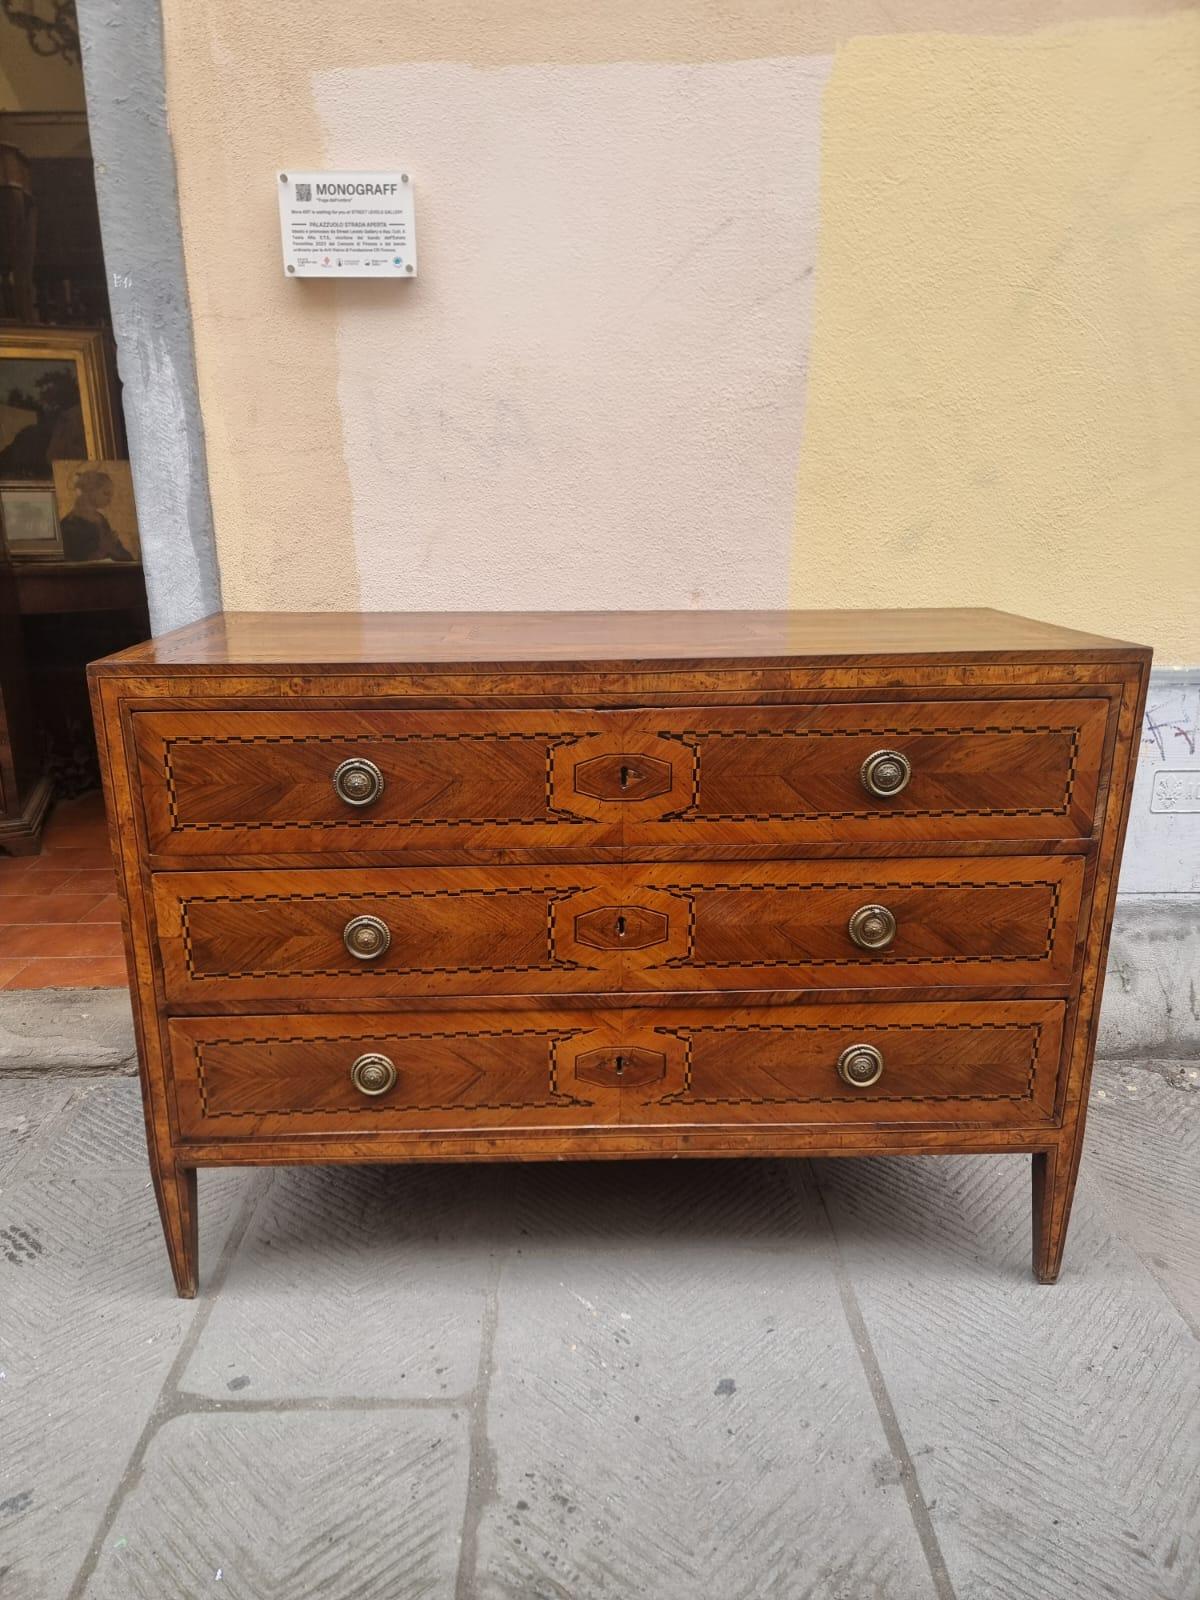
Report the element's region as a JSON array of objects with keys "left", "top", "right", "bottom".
[{"left": 1, "top": 2, "right": 142, "bottom": 986}]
